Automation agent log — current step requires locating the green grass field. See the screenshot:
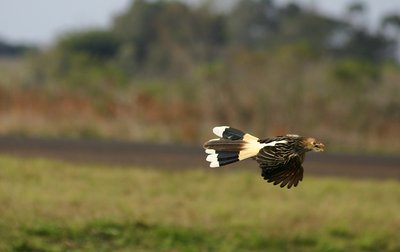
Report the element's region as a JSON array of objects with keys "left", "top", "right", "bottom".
[{"left": 0, "top": 156, "right": 399, "bottom": 252}]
